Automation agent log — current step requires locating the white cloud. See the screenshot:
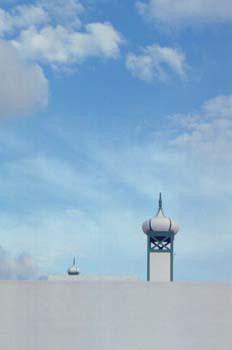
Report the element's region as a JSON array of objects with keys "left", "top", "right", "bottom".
[
  {"left": 0, "top": 5, "right": 49, "bottom": 36},
  {"left": 0, "top": 9, "right": 12, "bottom": 35},
  {"left": 169, "top": 95, "right": 232, "bottom": 171},
  {"left": 0, "top": 40, "right": 48, "bottom": 117},
  {"left": 136, "top": 0, "right": 232, "bottom": 25},
  {"left": 39, "top": 0, "right": 84, "bottom": 29},
  {"left": 0, "top": 2, "right": 123, "bottom": 71},
  {"left": 126, "top": 43, "right": 186, "bottom": 81},
  {"left": 202, "top": 95, "right": 232, "bottom": 117},
  {"left": 12, "top": 4, "right": 49, "bottom": 28},
  {"left": 126, "top": 54, "right": 154, "bottom": 81},
  {"left": 0, "top": 245, "right": 44, "bottom": 280},
  {"left": 0, "top": 1, "right": 123, "bottom": 117},
  {"left": 12, "top": 22, "right": 124, "bottom": 66},
  {"left": 0, "top": 1, "right": 84, "bottom": 37}
]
